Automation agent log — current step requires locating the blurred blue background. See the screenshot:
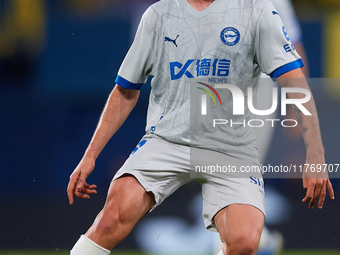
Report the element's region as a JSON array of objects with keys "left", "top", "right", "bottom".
[{"left": 0, "top": 0, "right": 340, "bottom": 252}]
